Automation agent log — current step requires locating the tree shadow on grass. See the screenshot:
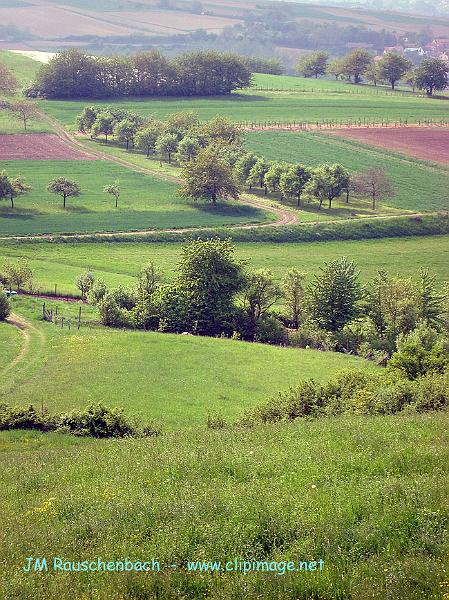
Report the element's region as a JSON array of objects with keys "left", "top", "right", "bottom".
[
  {"left": 188, "top": 201, "right": 266, "bottom": 219},
  {"left": 0, "top": 207, "right": 42, "bottom": 220},
  {"left": 63, "top": 205, "right": 94, "bottom": 213}
]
